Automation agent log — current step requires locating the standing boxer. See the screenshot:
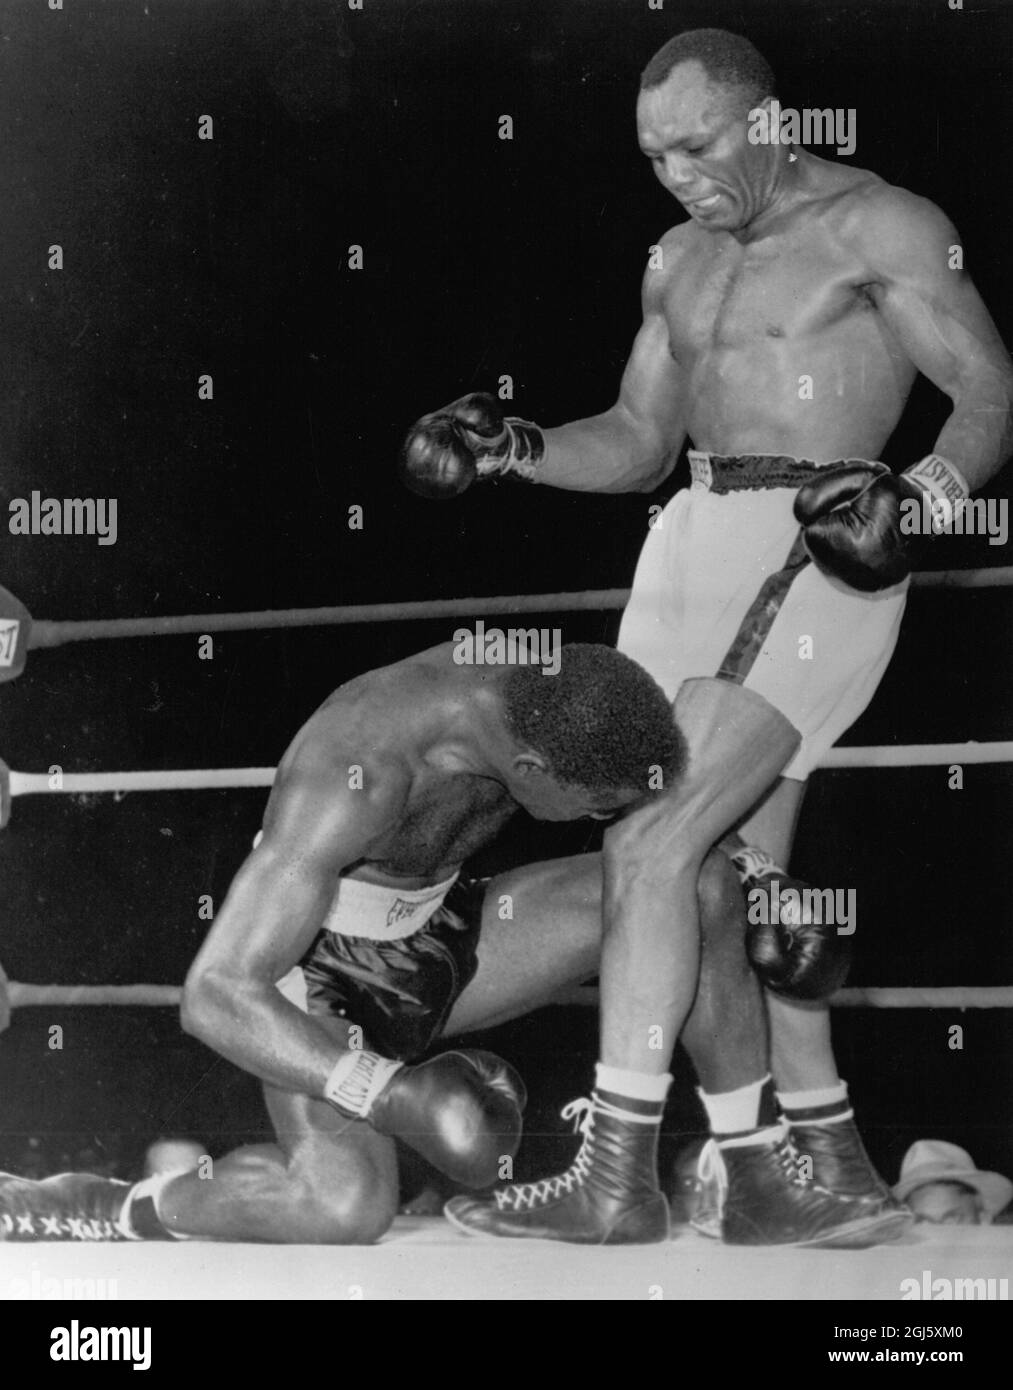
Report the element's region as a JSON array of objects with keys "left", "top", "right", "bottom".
[{"left": 402, "top": 29, "right": 1013, "bottom": 1241}]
